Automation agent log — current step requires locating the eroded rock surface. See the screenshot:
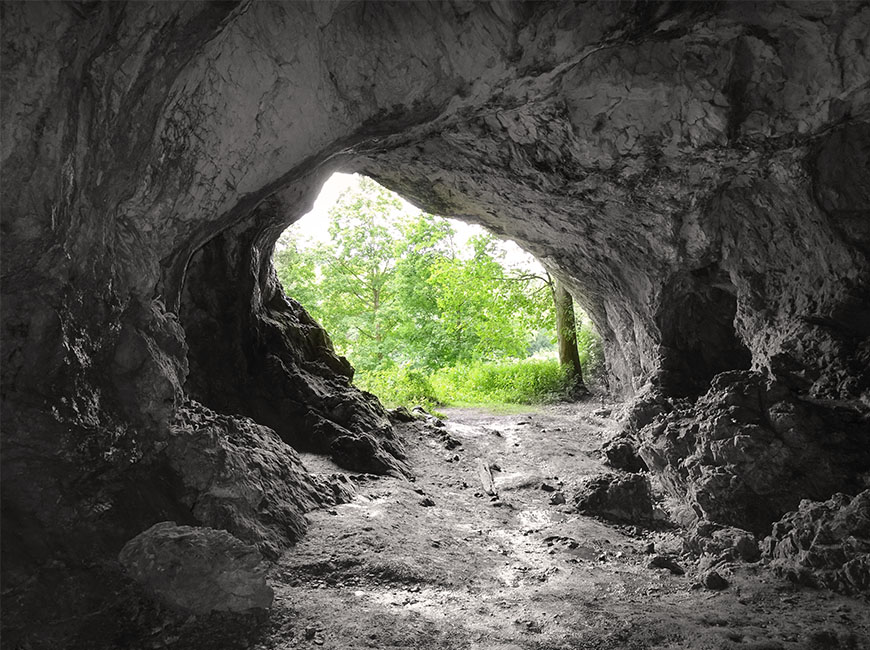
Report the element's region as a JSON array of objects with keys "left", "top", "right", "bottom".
[
  {"left": 762, "top": 491, "right": 870, "bottom": 595},
  {"left": 180, "top": 214, "right": 405, "bottom": 473},
  {"left": 167, "top": 400, "right": 355, "bottom": 560},
  {"left": 638, "top": 371, "right": 870, "bottom": 534},
  {"left": 573, "top": 472, "right": 654, "bottom": 524},
  {"left": 119, "top": 522, "right": 273, "bottom": 613}
]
